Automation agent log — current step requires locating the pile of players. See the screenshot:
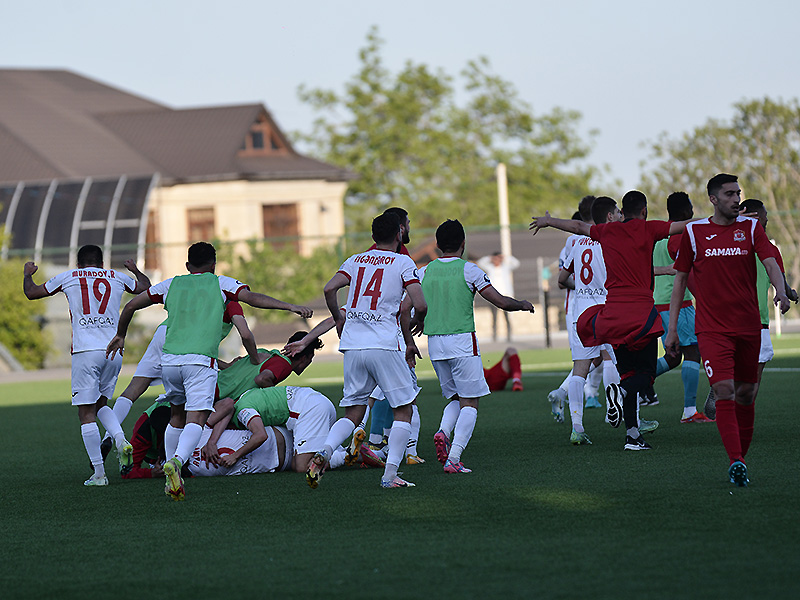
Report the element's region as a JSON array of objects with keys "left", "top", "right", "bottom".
[
  {"left": 531, "top": 173, "right": 796, "bottom": 486},
  {"left": 24, "top": 207, "right": 533, "bottom": 499}
]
